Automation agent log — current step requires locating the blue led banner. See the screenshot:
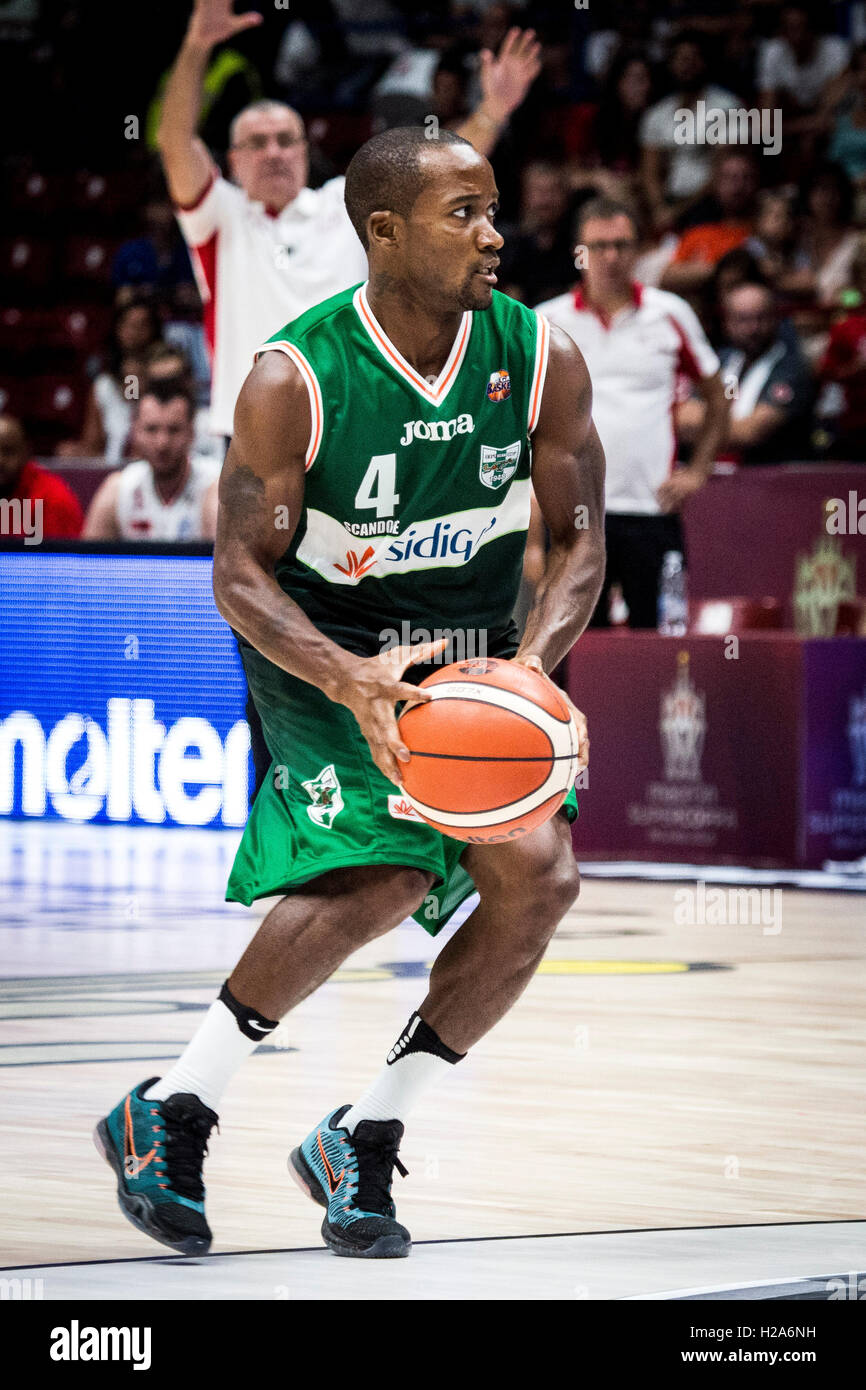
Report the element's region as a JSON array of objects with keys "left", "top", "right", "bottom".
[{"left": 0, "top": 553, "right": 251, "bottom": 827}]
